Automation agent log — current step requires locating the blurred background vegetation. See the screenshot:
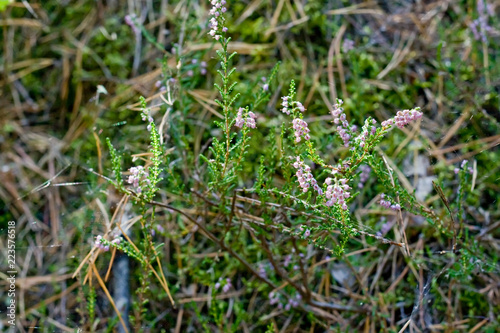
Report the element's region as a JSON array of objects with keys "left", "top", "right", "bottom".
[{"left": 0, "top": 0, "right": 499, "bottom": 332}]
